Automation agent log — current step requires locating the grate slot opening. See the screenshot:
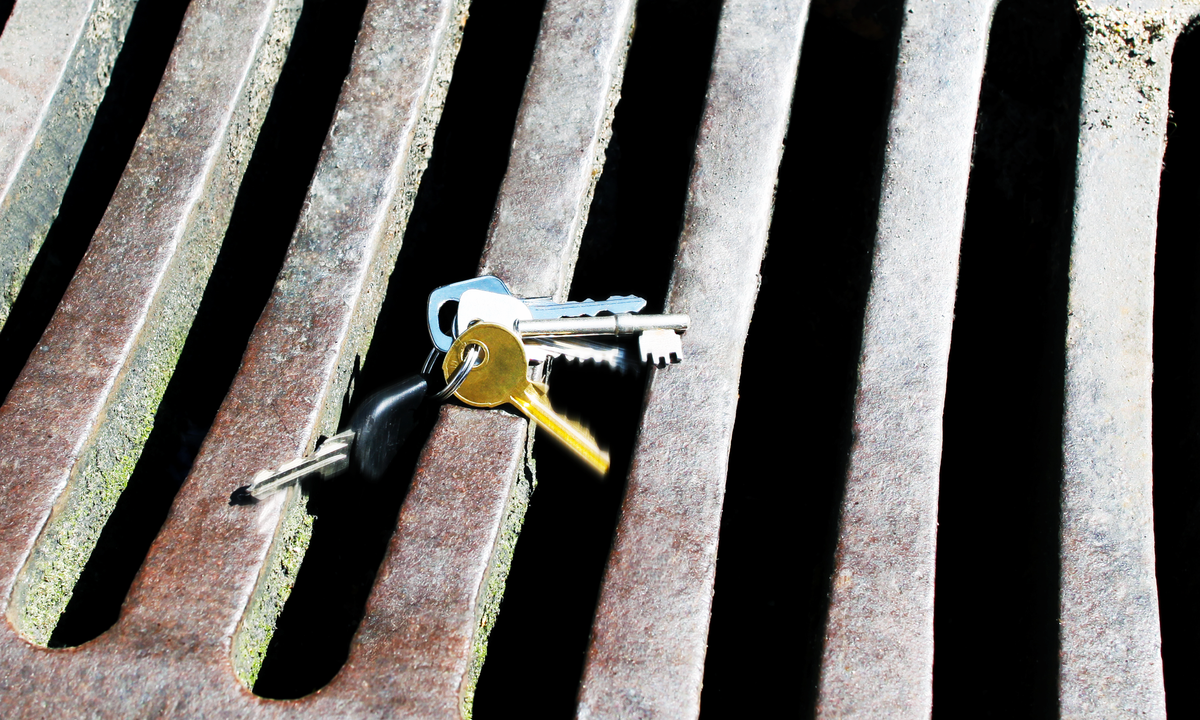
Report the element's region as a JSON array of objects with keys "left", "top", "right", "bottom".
[
  {"left": 44, "top": 0, "right": 368, "bottom": 649},
  {"left": 931, "top": 0, "right": 1081, "bottom": 716},
  {"left": 248, "top": 0, "right": 547, "bottom": 699},
  {"left": 696, "top": 4, "right": 899, "bottom": 716},
  {"left": 0, "top": 0, "right": 13, "bottom": 37},
  {"left": 0, "top": 0, "right": 191, "bottom": 406},
  {"left": 1151, "top": 23, "right": 1200, "bottom": 720},
  {"left": 468, "top": 0, "right": 722, "bottom": 712}
]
